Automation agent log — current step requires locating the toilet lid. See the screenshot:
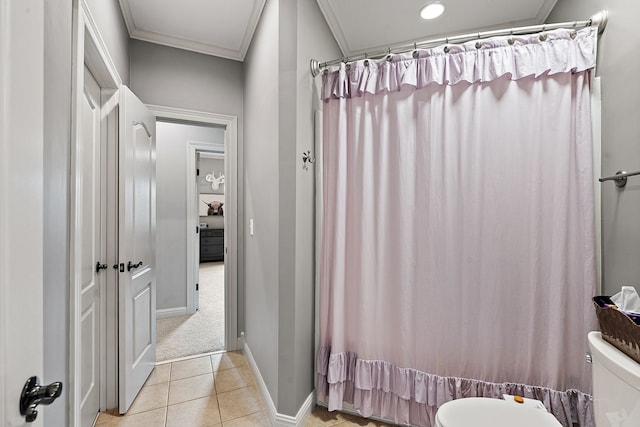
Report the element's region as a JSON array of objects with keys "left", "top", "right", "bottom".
[{"left": 435, "top": 398, "right": 562, "bottom": 427}]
